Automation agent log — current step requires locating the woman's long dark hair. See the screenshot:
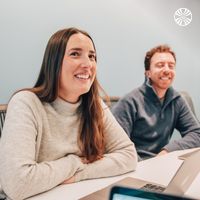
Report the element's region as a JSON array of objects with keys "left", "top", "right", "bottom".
[{"left": 31, "top": 27, "right": 105, "bottom": 162}]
